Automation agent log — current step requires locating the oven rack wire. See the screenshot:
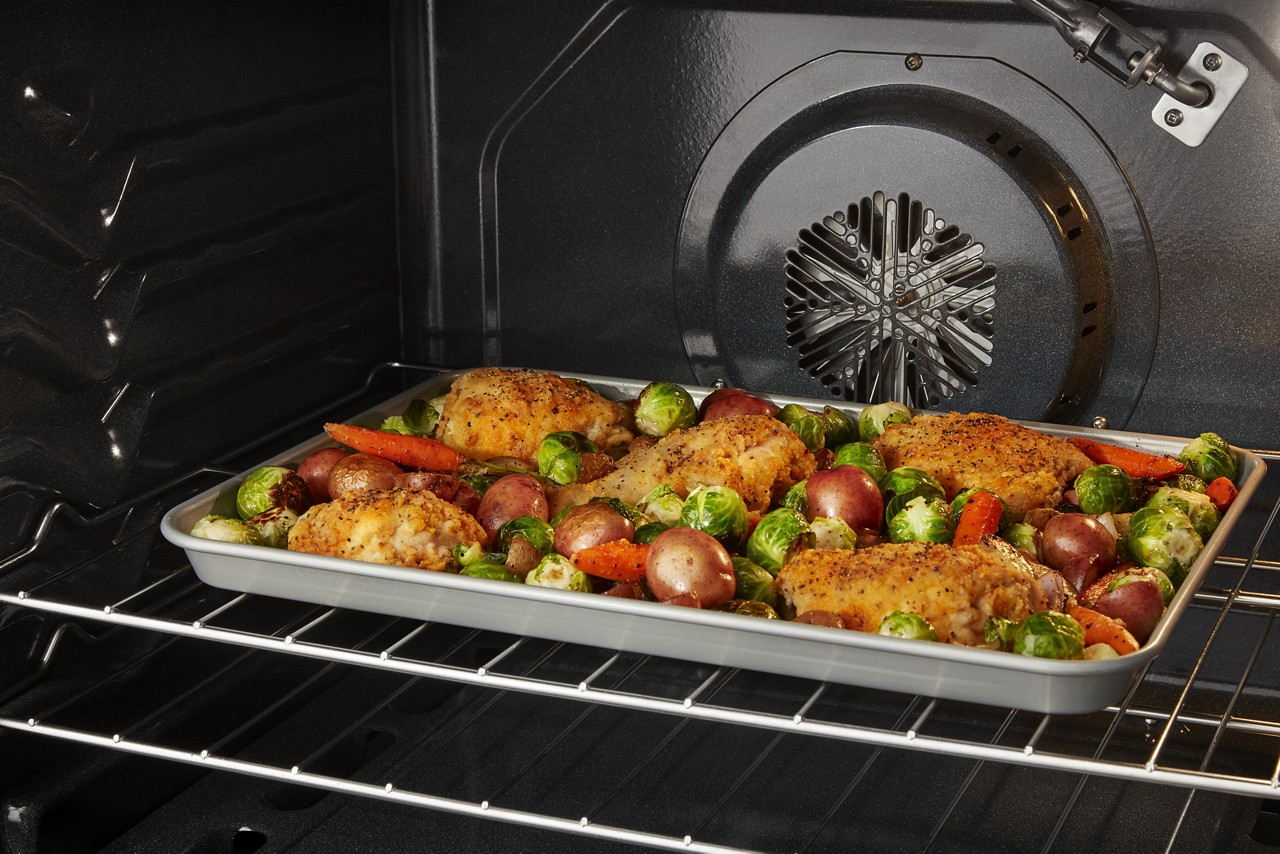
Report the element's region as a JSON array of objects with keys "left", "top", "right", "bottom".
[{"left": 1, "top": 365, "right": 1278, "bottom": 853}]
